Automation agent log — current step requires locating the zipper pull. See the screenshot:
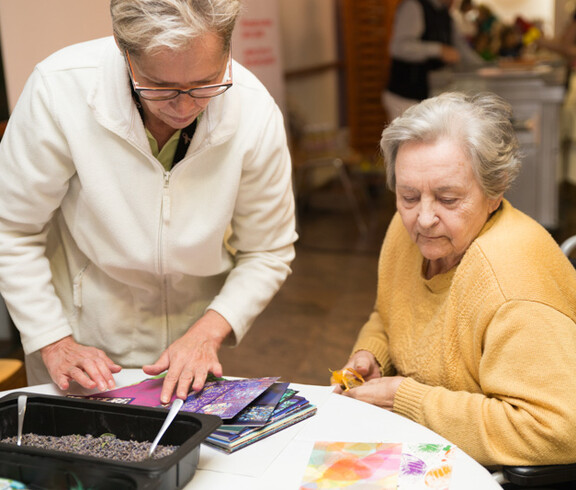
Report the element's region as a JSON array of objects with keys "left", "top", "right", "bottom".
[
  {"left": 73, "top": 264, "right": 89, "bottom": 308},
  {"left": 162, "top": 172, "right": 171, "bottom": 221}
]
